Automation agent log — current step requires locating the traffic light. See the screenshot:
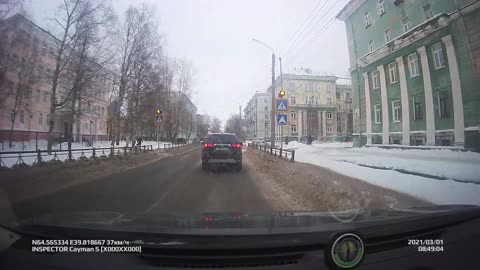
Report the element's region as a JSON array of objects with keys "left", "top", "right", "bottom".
[
  {"left": 279, "top": 90, "right": 286, "bottom": 98},
  {"left": 155, "top": 109, "right": 162, "bottom": 115}
]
